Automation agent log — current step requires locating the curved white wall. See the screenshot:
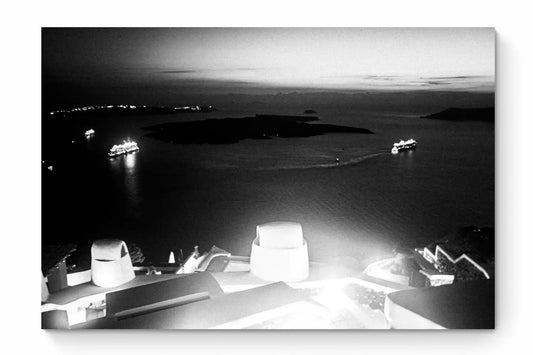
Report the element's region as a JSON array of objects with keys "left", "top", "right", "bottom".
[
  {"left": 91, "top": 239, "right": 135, "bottom": 288},
  {"left": 250, "top": 222, "right": 309, "bottom": 282}
]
